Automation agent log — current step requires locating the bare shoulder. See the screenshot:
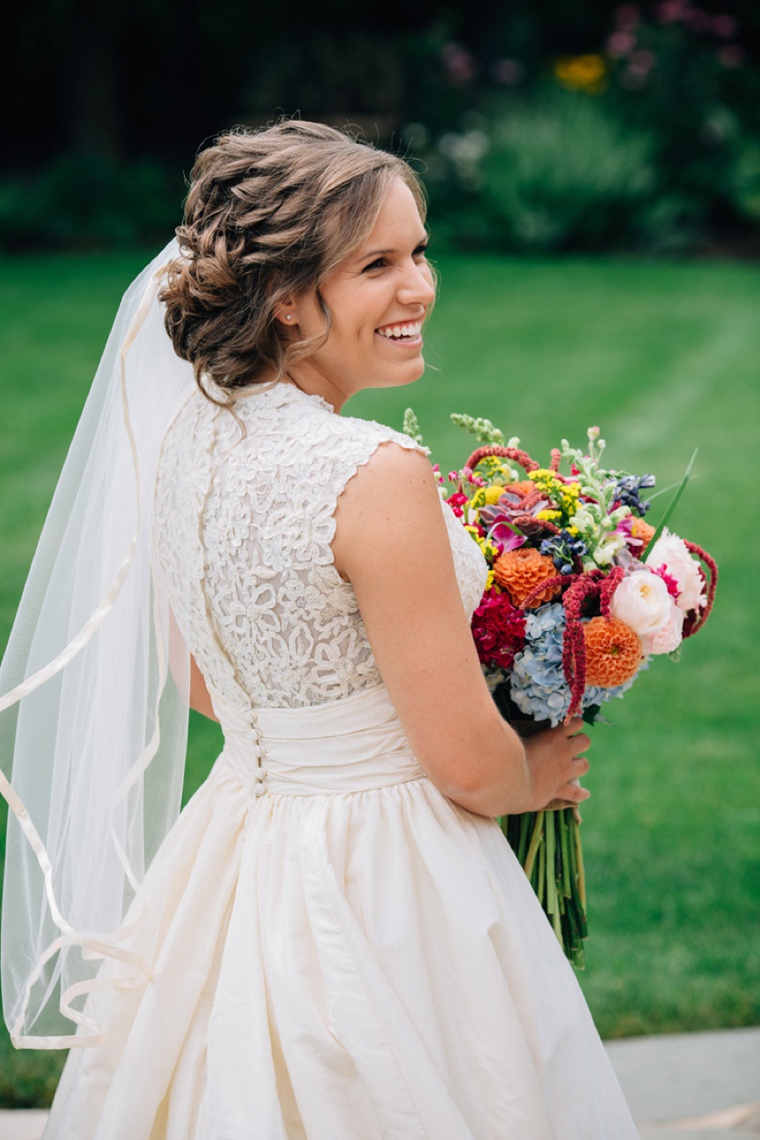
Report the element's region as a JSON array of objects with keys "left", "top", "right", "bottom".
[
  {"left": 341, "top": 438, "right": 434, "bottom": 500},
  {"left": 332, "top": 441, "right": 446, "bottom": 578}
]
